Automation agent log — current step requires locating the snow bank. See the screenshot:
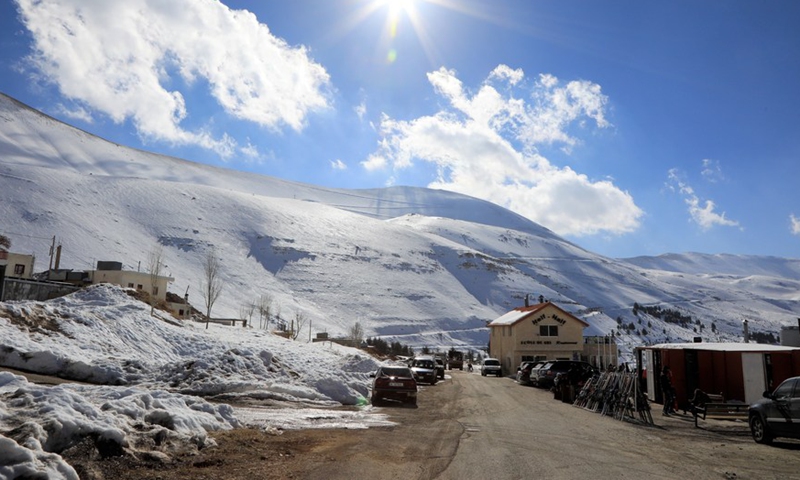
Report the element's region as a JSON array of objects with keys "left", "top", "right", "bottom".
[
  {"left": 0, "top": 284, "right": 380, "bottom": 403},
  {"left": 0, "top": 371, "right": 239, "bottom": 480},
  {"left": 0, "top": 285, "right": 385, "bottom": 477}
]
